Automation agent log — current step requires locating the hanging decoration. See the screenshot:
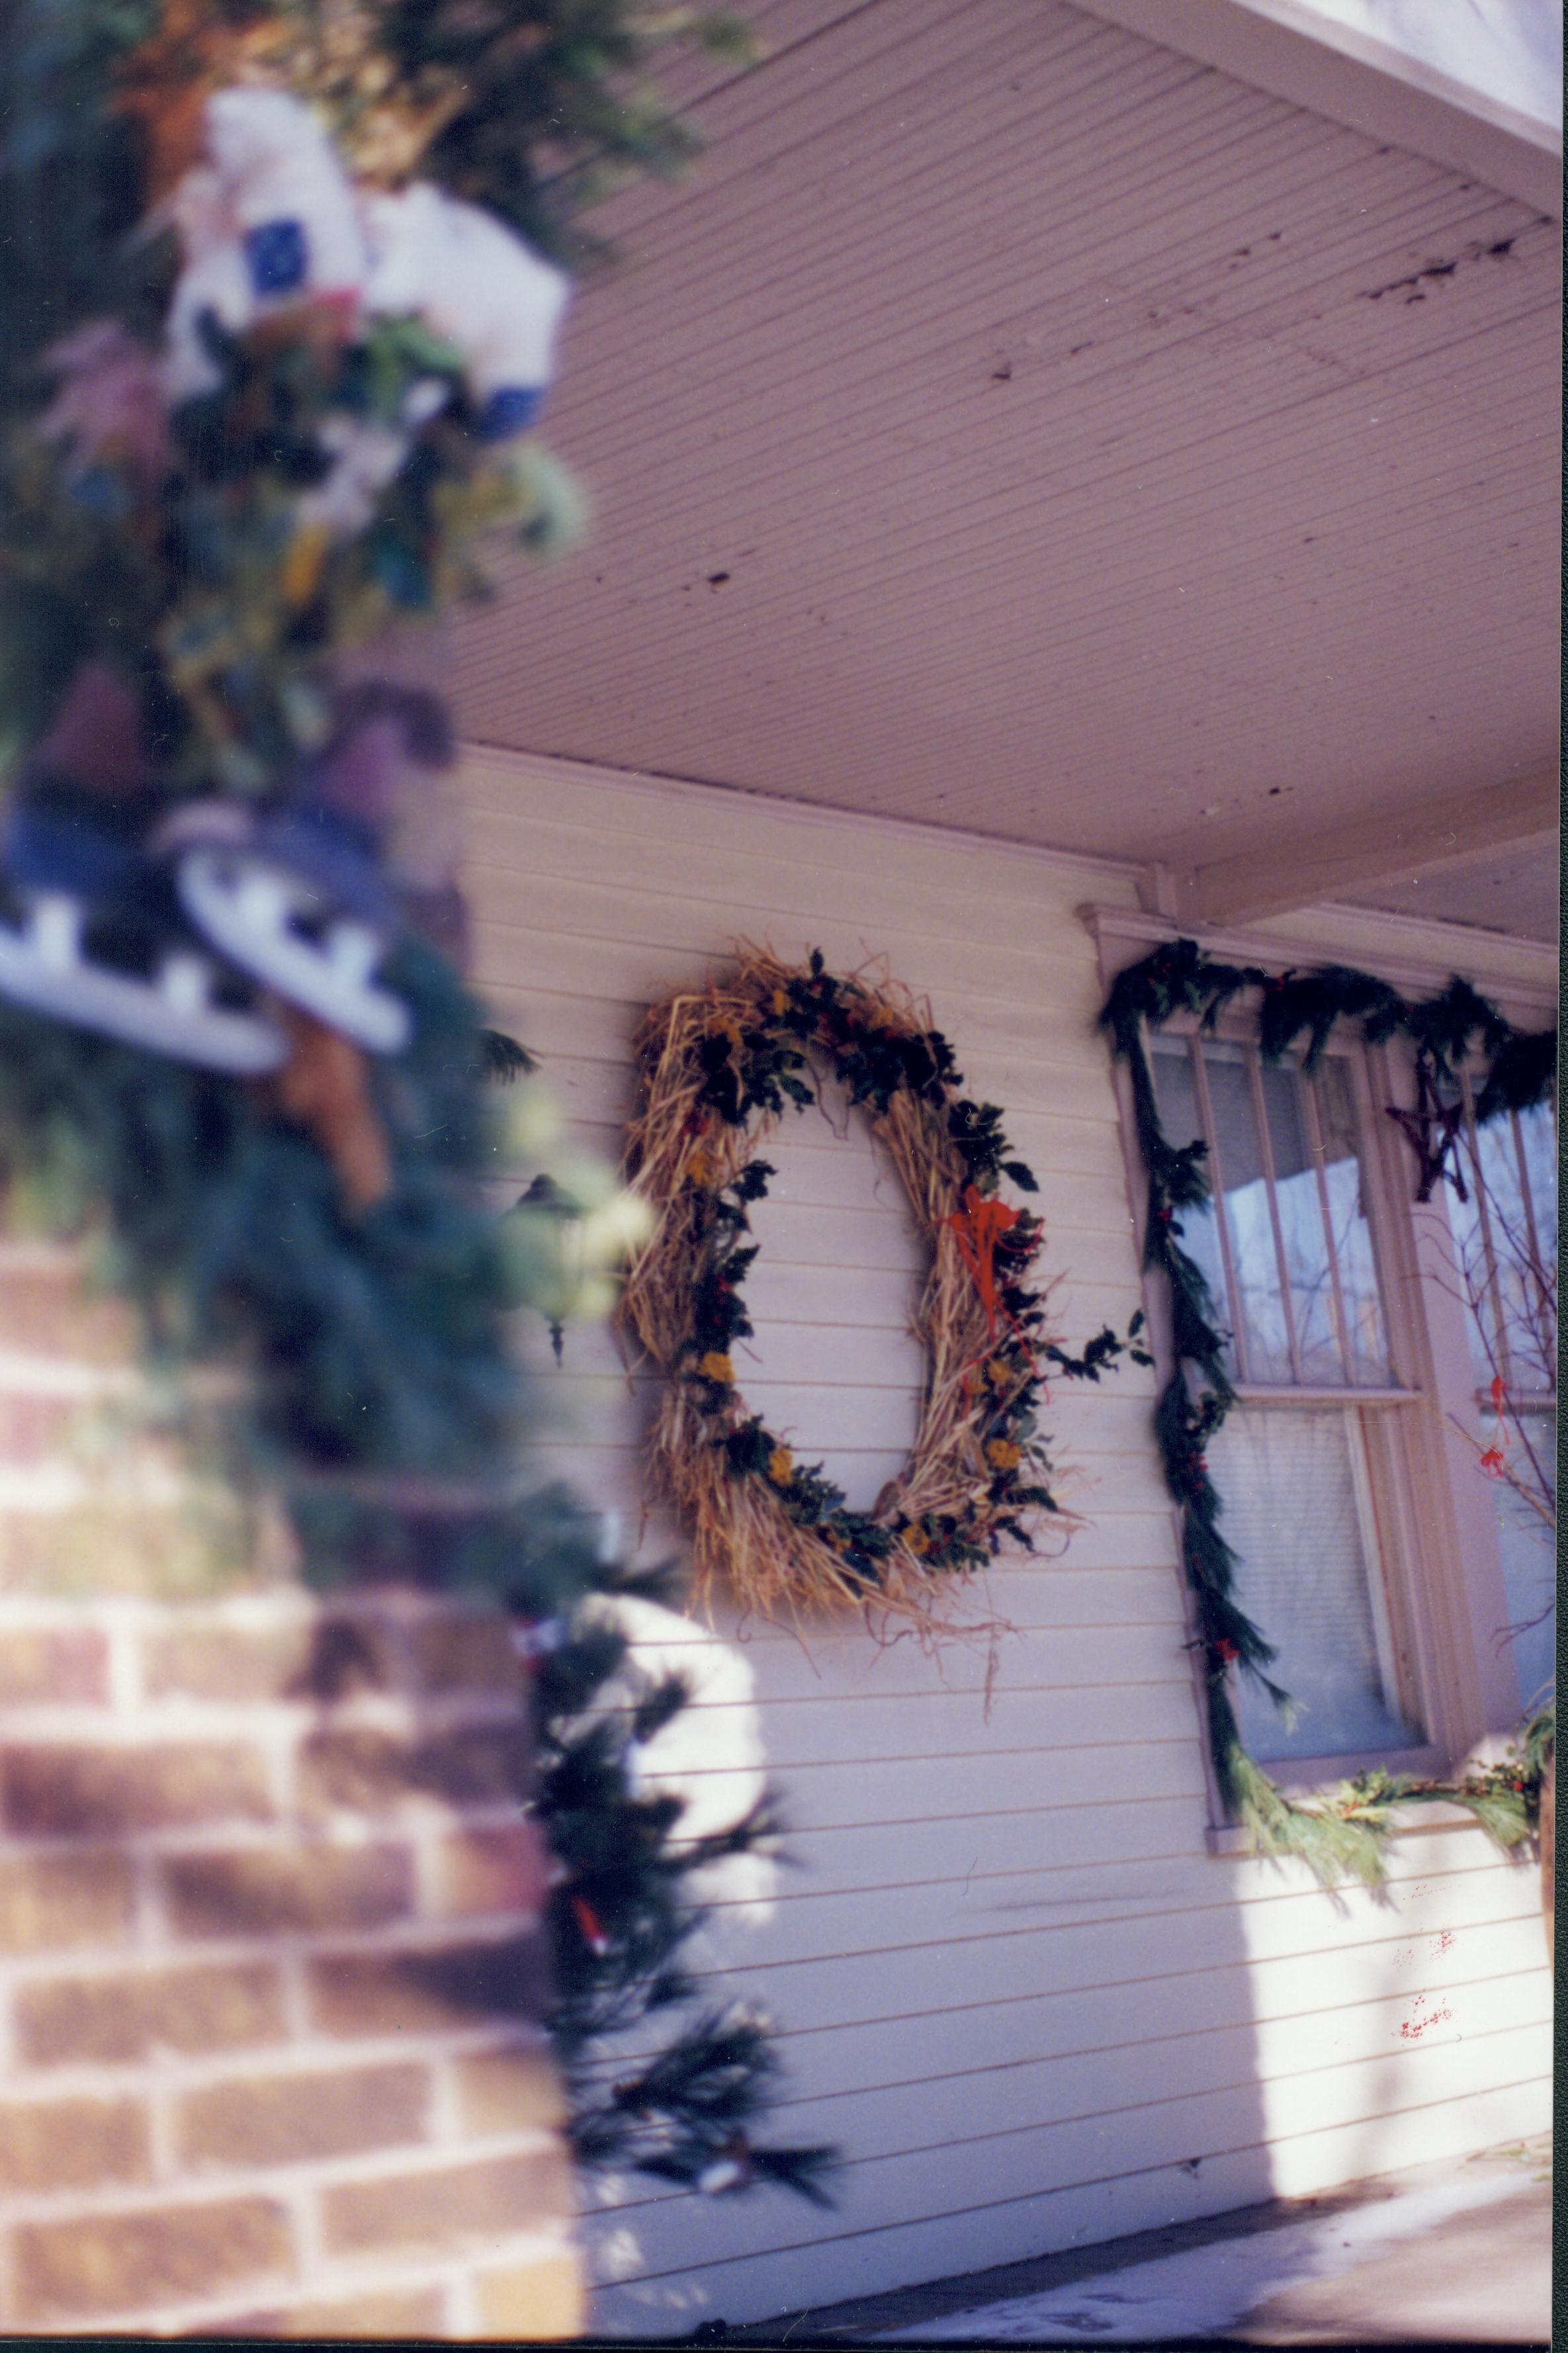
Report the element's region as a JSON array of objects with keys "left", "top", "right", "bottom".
[
  {"left": 0, "top": 0, "right": 765, "bottom": 1598},
  {"left": 531, "top": 1569, "right": 836, "bottom": 2202},
  {"left": 1385, "top": 1055, "right": 1468, "bottom": 1204},
  {"left": 1, "top": 0, "right": 834, "bottom": 2212},
  {"left": 620, "top": 946, "right": 1149, "bottom": 1628},
  {"left": 1101, "top": 935, "right": 1555, "bottom": 1885}
]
